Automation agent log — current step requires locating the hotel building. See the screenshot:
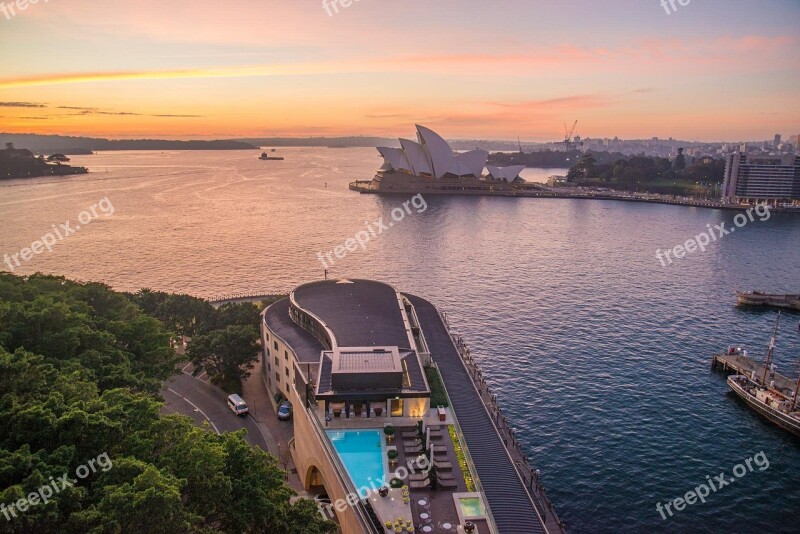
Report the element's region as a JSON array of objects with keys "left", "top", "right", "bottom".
[
  {"left": 722, "top": 152, "right": 800, "bottom": 205},
  {"left": 261, "top": 279, "right": 559, "bottom": 534}
]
